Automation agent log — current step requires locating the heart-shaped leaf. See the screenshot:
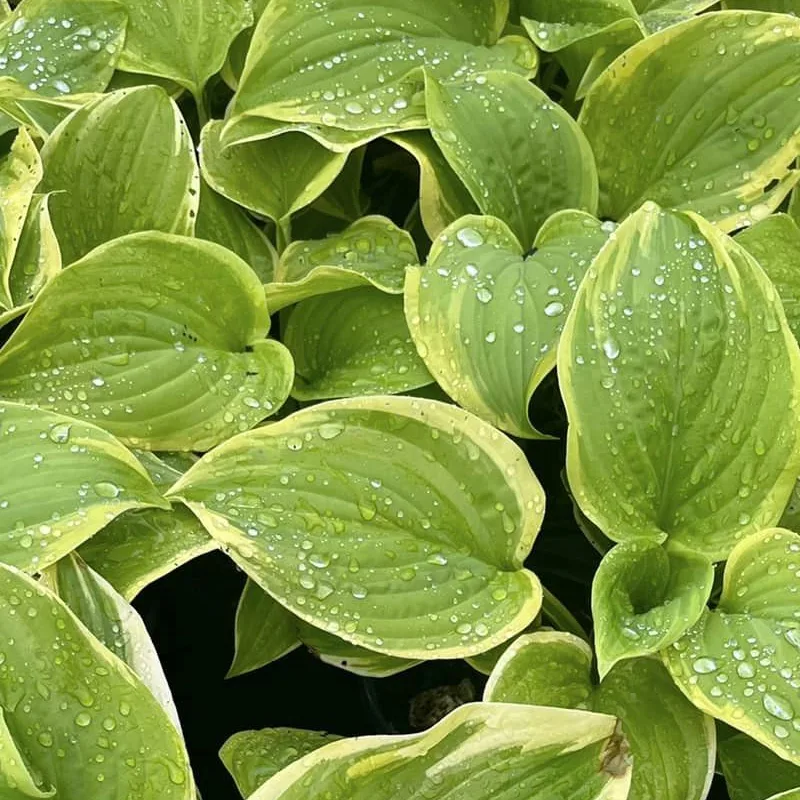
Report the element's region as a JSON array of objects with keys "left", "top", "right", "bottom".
[
  {"left": 41, "top": 86, "right": 199, "bottom": 265},
  {"left": 221, "top": 728, "right": 341, "bottom": 799},
  {"left": 406, "top": 211, "right": 611, "bottom": 438},
  {"left": 559, "top": 202, "right": 800, "bottom": 560},
  {"left": 426, "top": 72, "right": 599, "bottom": 245},
  {"left": 579, "top": 11, "right": 800, "bottom": 229},
  {"left": 266, "top": 216, "right": 418, "bottom": 312},
  {"left": 485, "top": 632, "right": 715, "bottom": 800},
  {"left": 0, "top": 563, "right": 194, "bottom": 798},
  {"left": 246, "top": 702, "right": 631, "bottom": 800},
  {"left": 169, "top": 396, "right": 545, "bottom": 659},
  {"left": 285, "top": 288, "right": 432, "bottom": 401},
  {"left": 591, "top": 541, "right": 713, "bottom": 677},
  {"left": 0, "top": 232, "right": 294, "bottom": 451},
  {"left": 664, "top": 528, "right": 800, "bottom": 764},
  {"left": 0, "top": 401, "right": 167, "bottom": 574},
  {"left": 0, "top": 0, "right": 127, "bottom": 97},
  {"left": 113, "top": 0, "right": 252, "bottom": 98}
]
